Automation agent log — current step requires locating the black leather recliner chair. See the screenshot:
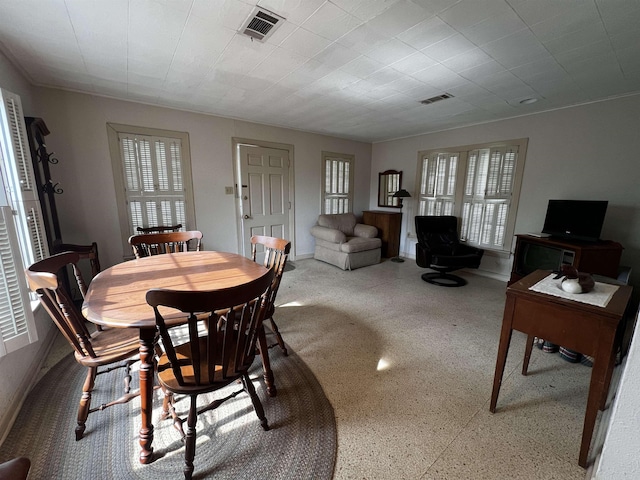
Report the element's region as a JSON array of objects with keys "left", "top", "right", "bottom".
[{"left": 415, "top": 215, "right": 484, "bottom": 287}]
